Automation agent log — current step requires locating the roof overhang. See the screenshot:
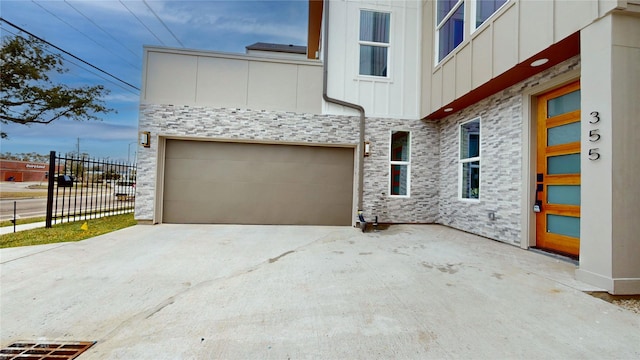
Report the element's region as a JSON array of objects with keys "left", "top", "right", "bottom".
[{"left": 425, "top": 31, "right": 580, "bottom": 120}]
